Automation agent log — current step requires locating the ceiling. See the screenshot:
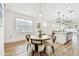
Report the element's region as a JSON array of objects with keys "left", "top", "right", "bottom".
[{"left": 4, "top": 3, "right": 79, "bottom": 24}]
